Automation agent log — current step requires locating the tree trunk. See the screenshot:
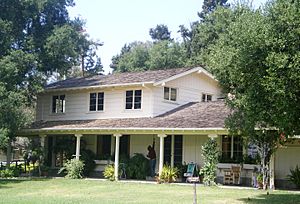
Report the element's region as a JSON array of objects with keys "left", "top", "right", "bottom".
[{"left": 6, "top": 139, "right": 12, "bottom": 168}]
